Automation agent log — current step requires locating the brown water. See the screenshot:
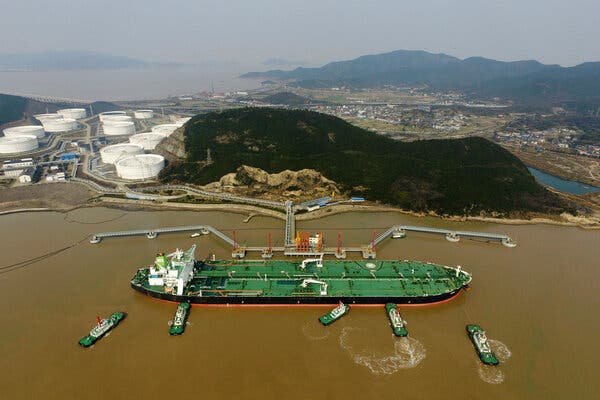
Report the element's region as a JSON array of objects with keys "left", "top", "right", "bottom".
[{"left": 0, "top": 207, "right": 598, "bottom": 399}]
